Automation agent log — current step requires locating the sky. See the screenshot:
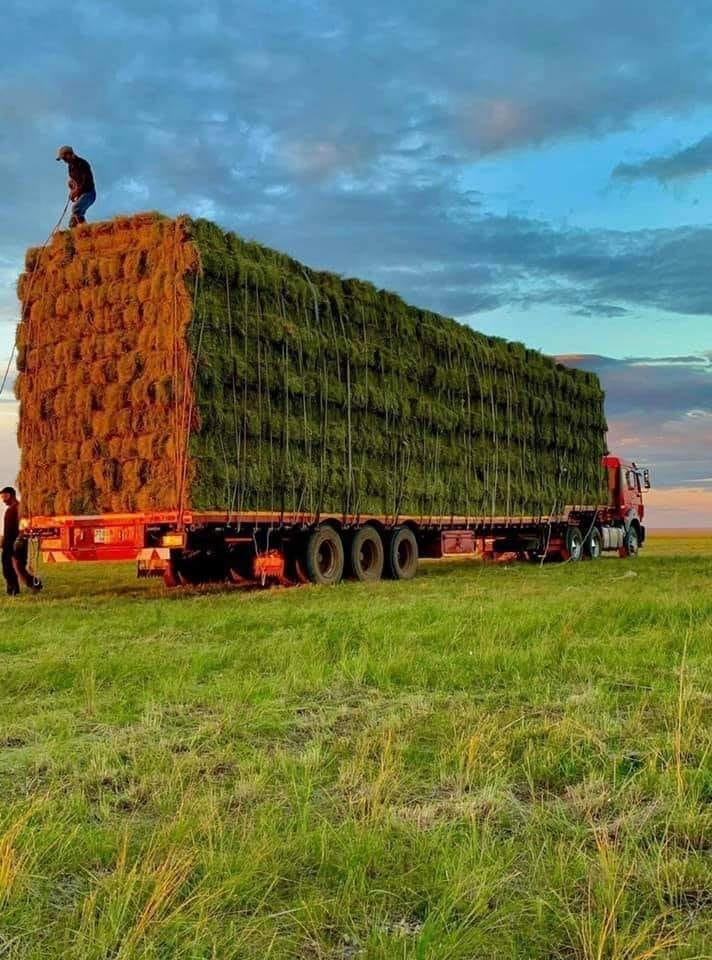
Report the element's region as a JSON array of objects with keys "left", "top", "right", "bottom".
[{"left": 1, "top": 0, "right": 711, "bottom": 527}]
